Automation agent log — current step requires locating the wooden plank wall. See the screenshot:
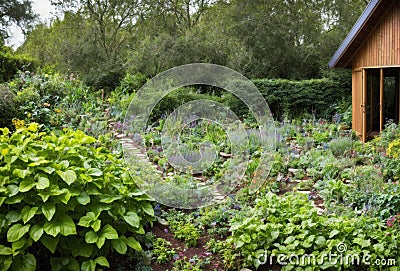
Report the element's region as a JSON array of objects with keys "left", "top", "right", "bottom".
[
  {"left": 352, "top": 69, "right": 364, "bottom": 138},
  {"left": 352, "top": 2, "right": 400, "bottom": 68}
]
